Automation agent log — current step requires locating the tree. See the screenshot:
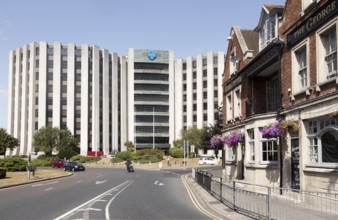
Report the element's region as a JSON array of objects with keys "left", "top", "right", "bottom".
[
  {"left": 181, "top": 127, "right": 207, "bottom": 149},
  {"left": 0, "top": 128, "right": 19, "bottom": 156},
  {"left": 172, "top": 139, "right": 183, "bottom": 148},
  {"left": 57, "top": 128, "right": 79, "bottom": 152},
  {"left": 32, "top": 125, "right": 79, "bottom": 157},
  {"left": 124, "top": 140, "right": 134, "bottom": 151}
]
